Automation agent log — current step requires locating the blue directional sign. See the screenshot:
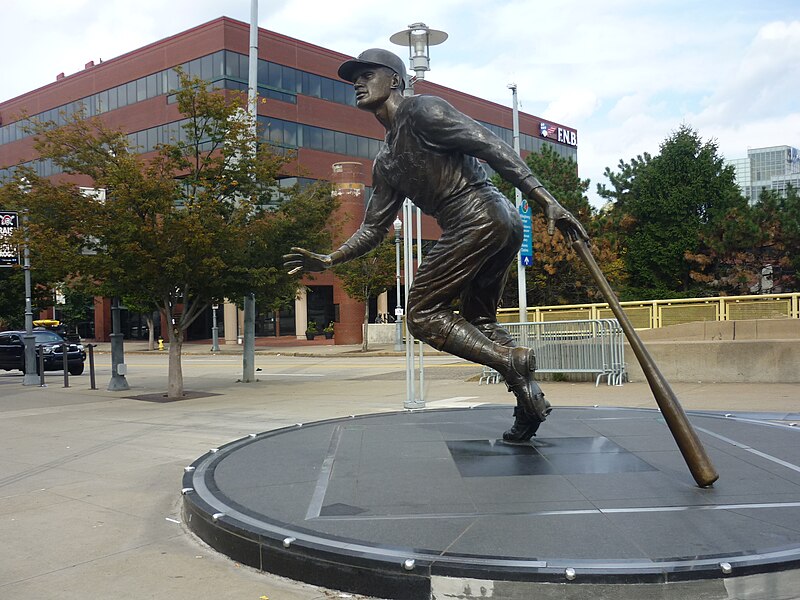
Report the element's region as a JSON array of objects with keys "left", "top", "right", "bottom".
[{"left": 519, "top": 201, "right": 533, "bottom": 267}]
